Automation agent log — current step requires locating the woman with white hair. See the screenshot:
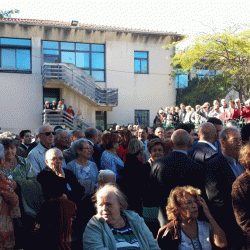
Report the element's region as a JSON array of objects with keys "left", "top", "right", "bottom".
[{"left": 83, "top": 183, "right": 160, "bottom": 249}]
